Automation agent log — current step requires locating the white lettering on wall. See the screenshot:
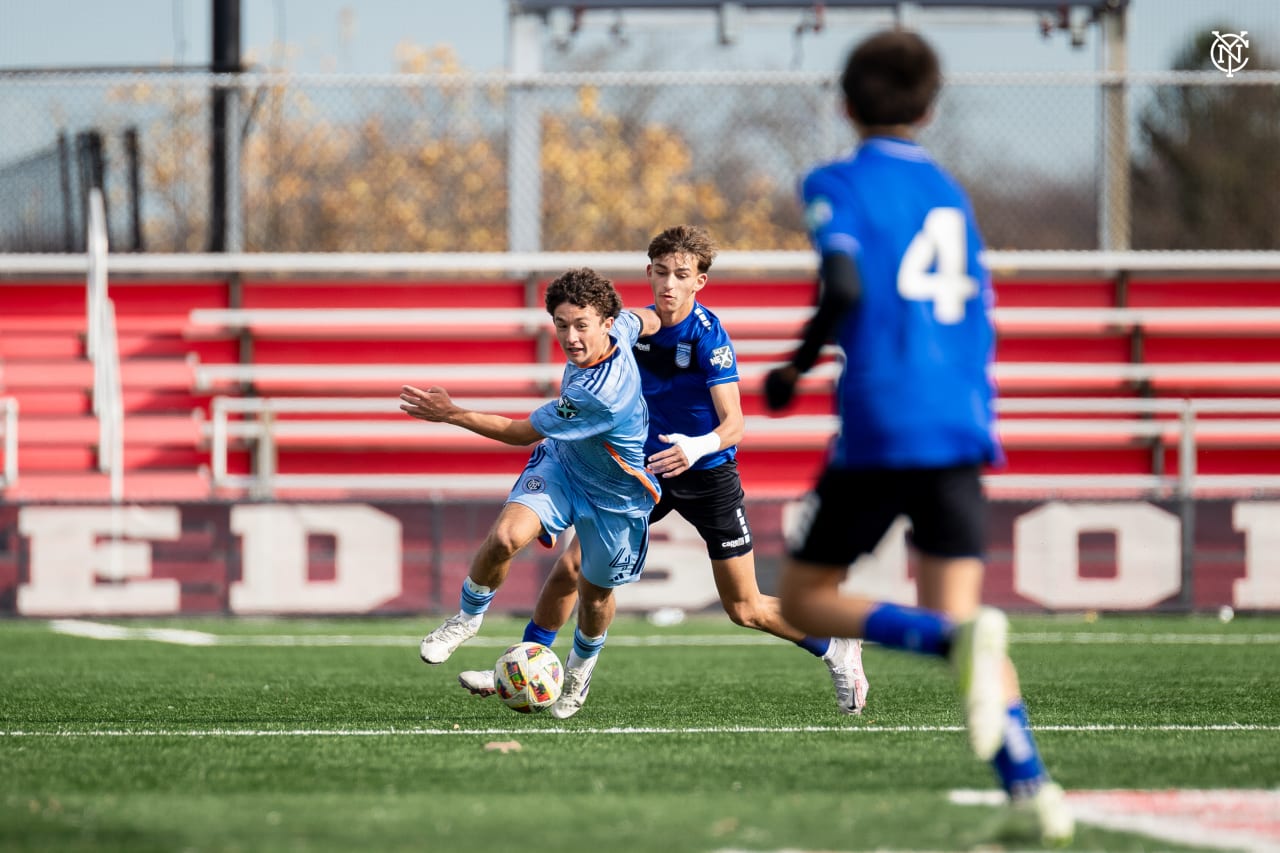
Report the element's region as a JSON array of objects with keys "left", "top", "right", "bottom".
[
  {"left": 17, "top": 506, "right": 181, "bottom": 616},
  {"left": 1231, "top": 502, "right": 1280, "bottom": 608},
  {"left": 1015, "top": 502, "right": 1181, "bottom": 609},
  {"left": 229, "top": 505, "right": 402, "bottom": 614}
]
